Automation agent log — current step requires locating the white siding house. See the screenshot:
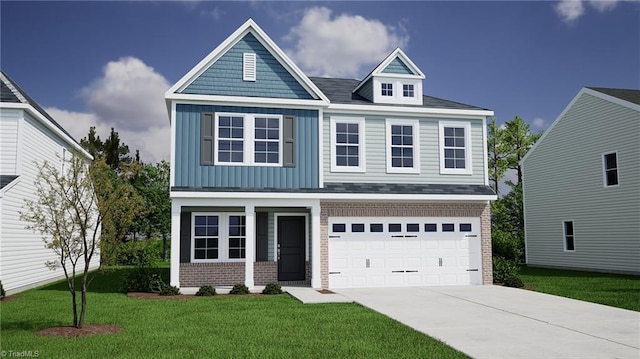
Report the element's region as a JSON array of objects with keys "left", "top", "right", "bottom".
[
  {"left": 522, "top": 87, "right": 640, "bottom": 275},
  {"left": 0, "top": 71, "right": 99, "bottom": 295}
]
